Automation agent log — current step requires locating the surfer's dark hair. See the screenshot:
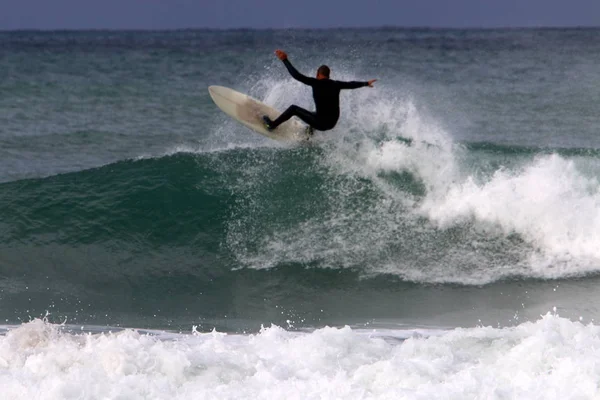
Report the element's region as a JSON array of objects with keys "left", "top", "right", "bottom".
[{"left": 317, "top": 65, "right": 330, "bottom": 78}]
